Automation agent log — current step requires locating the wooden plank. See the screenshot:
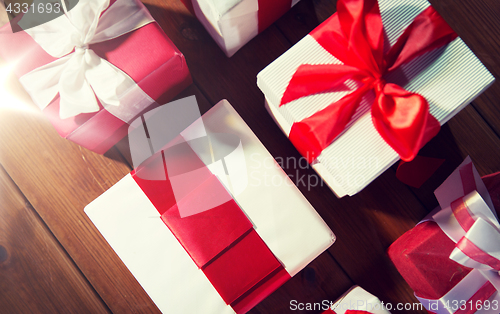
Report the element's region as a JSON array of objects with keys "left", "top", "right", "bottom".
[
  {"left": 0, "top": 164, "right": 110, "bottom": 313},
  {"left": 0, "top": 57, "right": 161, "bottom": 313},
  {"left": 427, "top": 0, "right": 500, "bottom": 136},
  {"left": 395, "top": 105, "right": 500, "bottom": 211},
  {"left": 276, "top": 0, "right": 338, "bottom": 45},
  {"left": 142, "top": 0, "right": 293, "bottom": 139},
  {"left": 256, "top": 253, "right": 353, "bottom": 312}
]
